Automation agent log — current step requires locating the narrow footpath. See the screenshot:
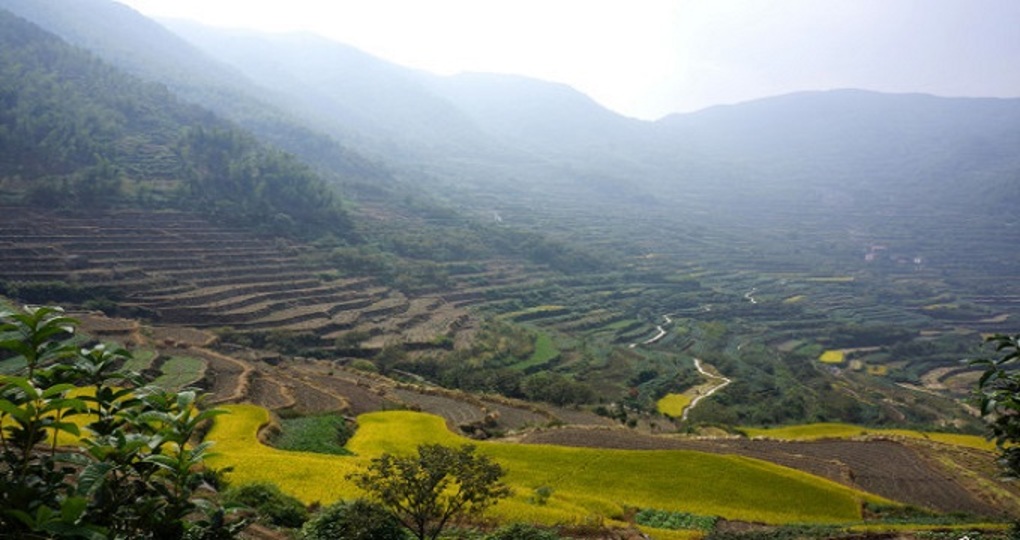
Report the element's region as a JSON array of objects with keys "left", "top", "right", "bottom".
[{"left": 629, "top": 314, "right": 672, "bottom": 348}]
